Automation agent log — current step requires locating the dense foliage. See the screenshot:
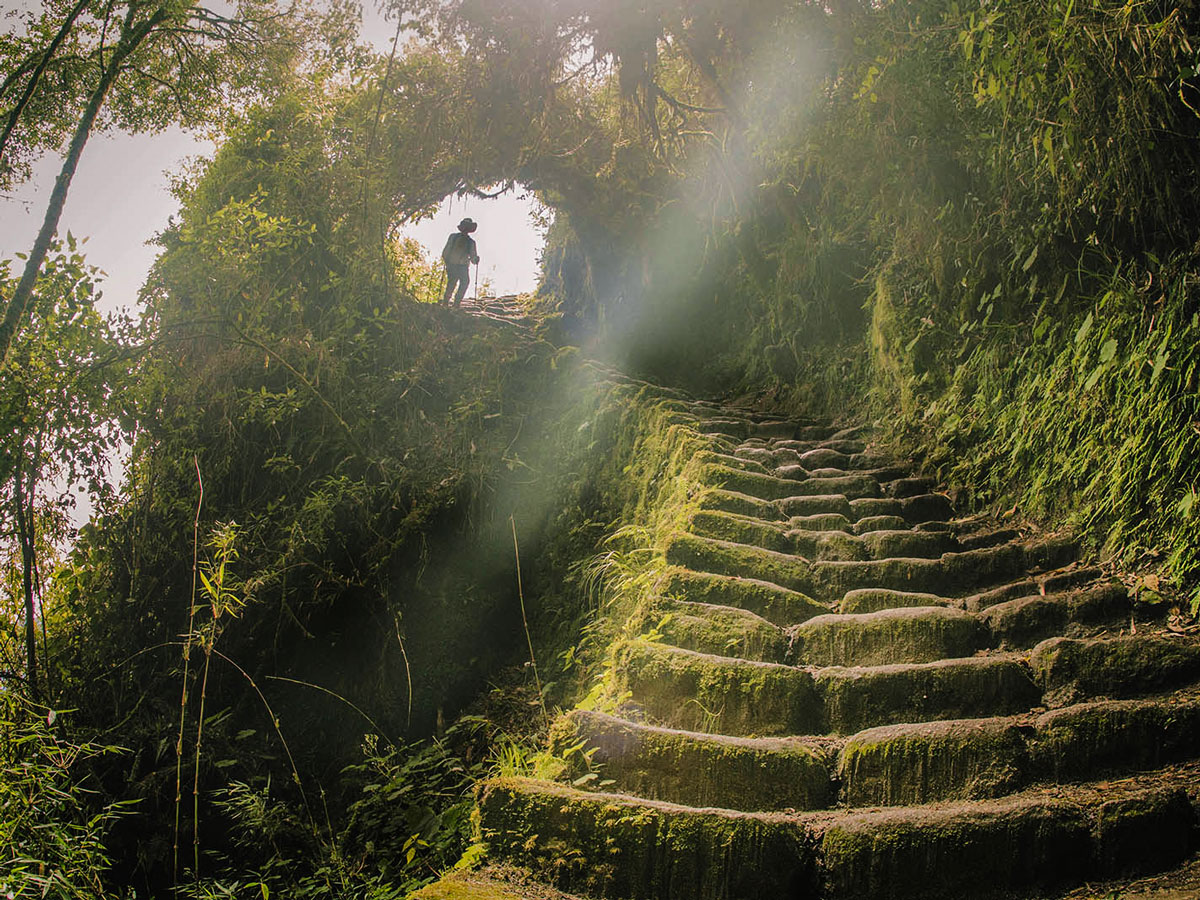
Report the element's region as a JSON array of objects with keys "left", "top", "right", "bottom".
[{"left": 3, "top": 0, "right": 1200, "bottom": 895}]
